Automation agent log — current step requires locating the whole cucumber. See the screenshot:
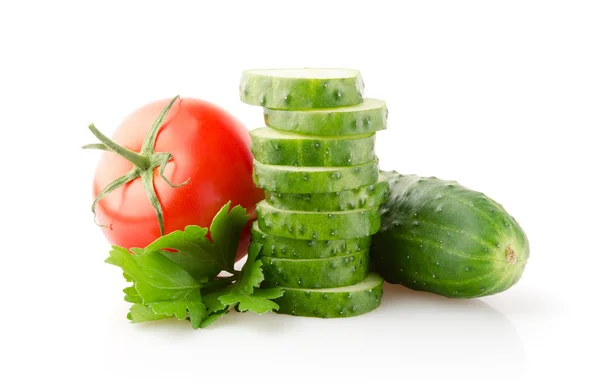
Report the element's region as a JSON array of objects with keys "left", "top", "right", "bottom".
[{"left": 370, "top": 172, "right": 530, "bottom": 298}]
